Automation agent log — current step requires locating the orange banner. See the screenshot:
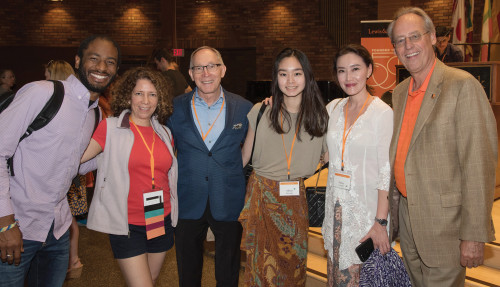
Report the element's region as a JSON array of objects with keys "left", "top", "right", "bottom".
[{"left": 361, "top": 21, "right": 400, "bottom": 98}]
